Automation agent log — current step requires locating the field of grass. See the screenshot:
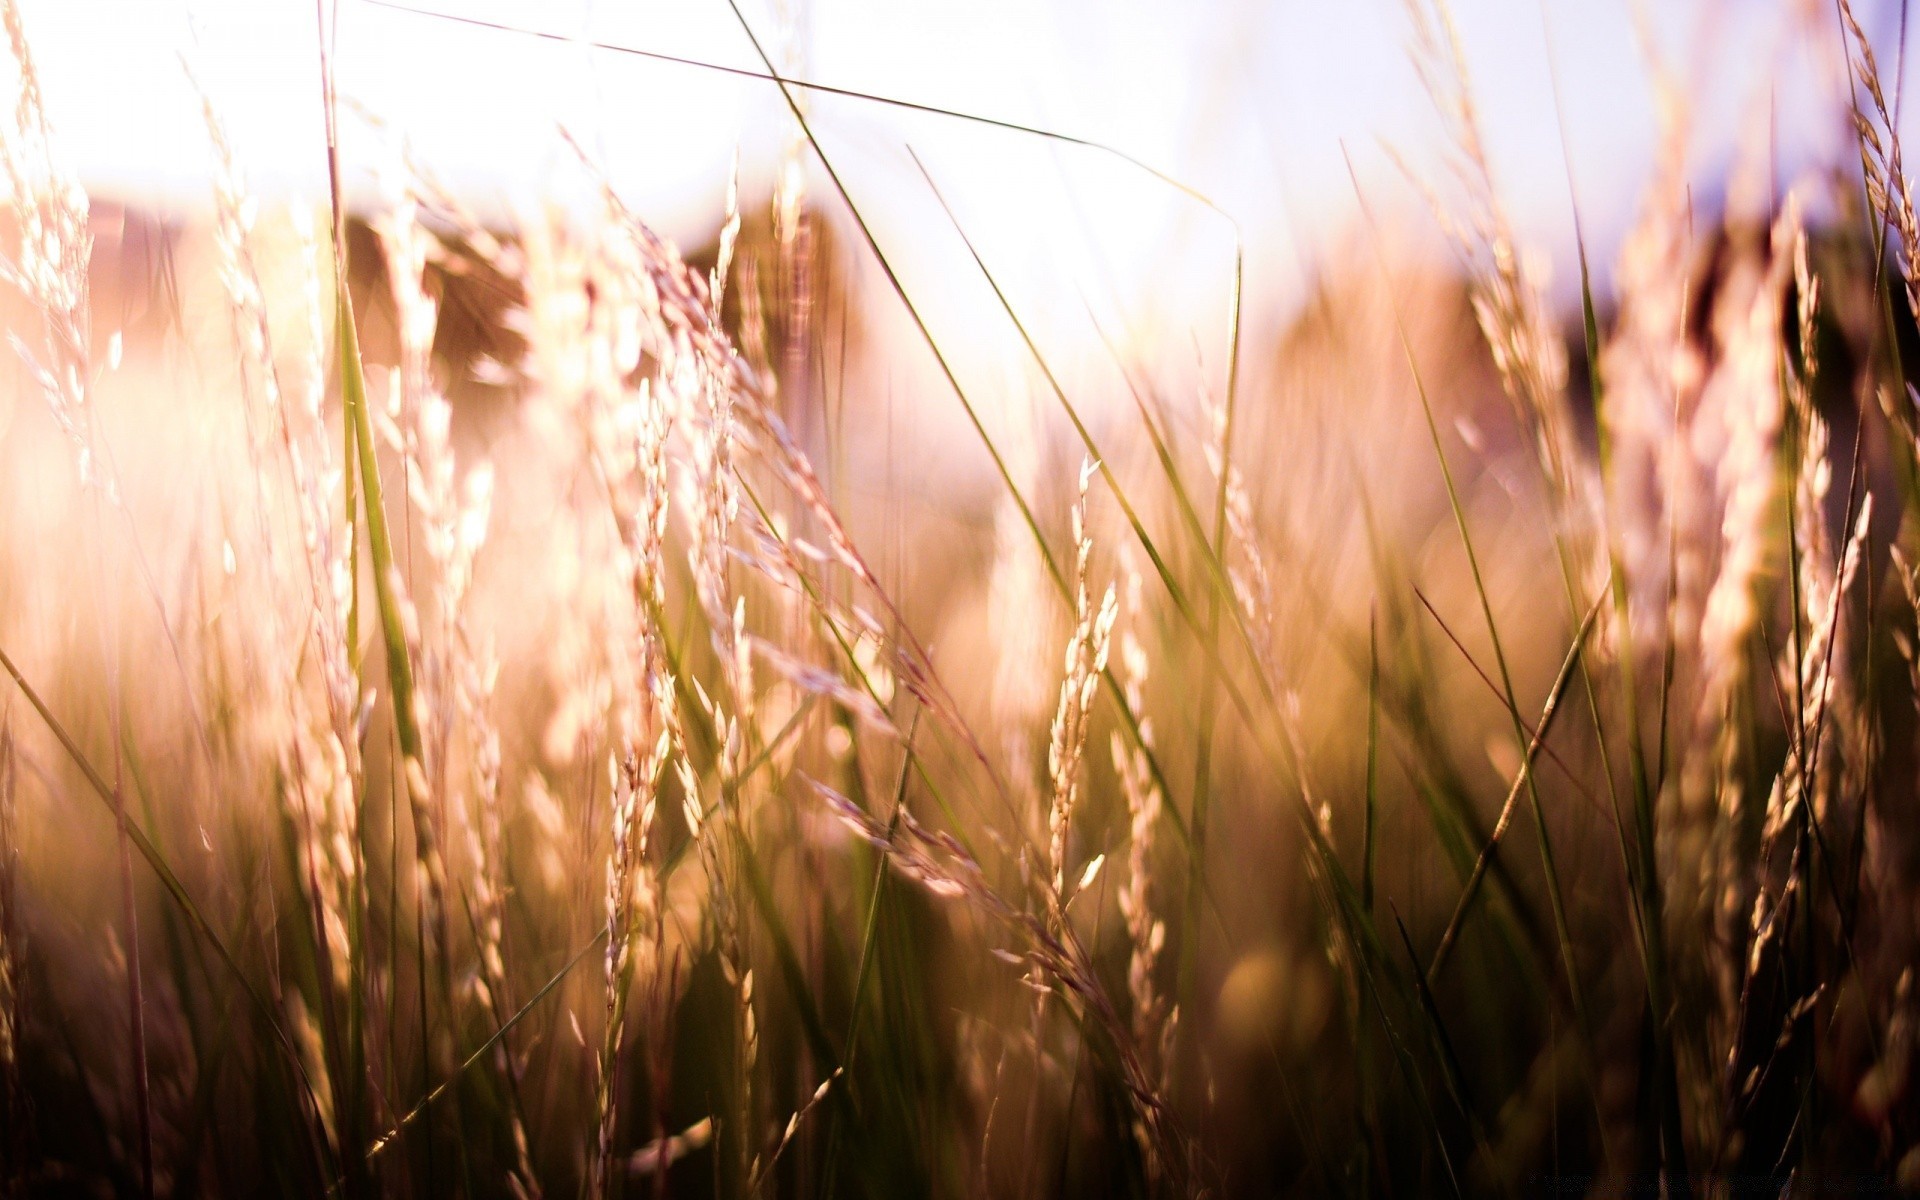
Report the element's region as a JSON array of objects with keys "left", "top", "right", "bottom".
[{"left": 5, "top": 0, "right": 1920, "bottom": 1195}]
